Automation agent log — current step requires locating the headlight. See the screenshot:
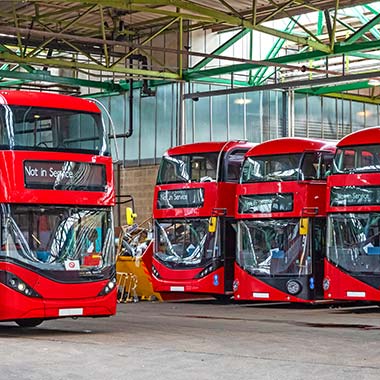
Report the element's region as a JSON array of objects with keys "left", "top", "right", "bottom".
[
  {"left": 195, "top": 262, "right": 222, "bottom": 279},
  {"left": 323, "top": 278, "right": 330, "bottom": 291},
  {"left": 233, "top": 280, "right": 239, "bottom": 292},
  {"left": 152, "top": 265, "right": 160, "bottom": 278},
  {"left": 0, "top": 270, "right": 41, "bottom": 298},
  {"left": 98, "top": 278, "right": 117, "bottom": 296}
]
